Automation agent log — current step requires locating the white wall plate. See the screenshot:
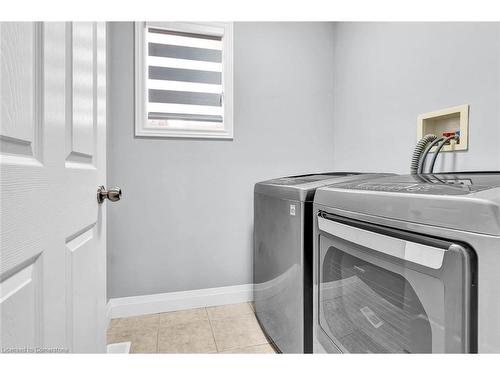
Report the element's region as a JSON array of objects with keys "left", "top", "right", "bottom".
[{"left": 417, "top": 104, "right": 469, "bottom": 152}]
